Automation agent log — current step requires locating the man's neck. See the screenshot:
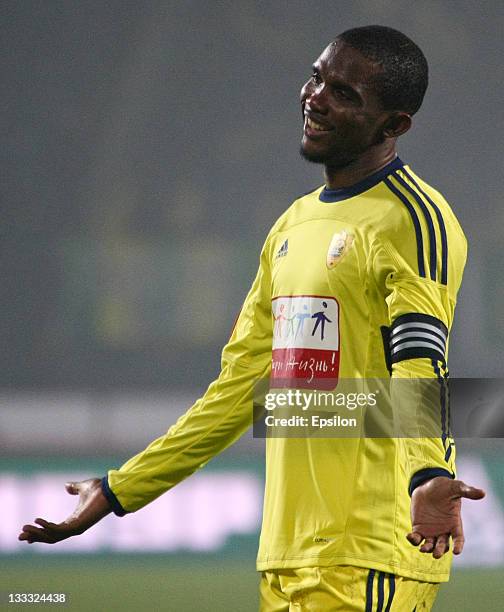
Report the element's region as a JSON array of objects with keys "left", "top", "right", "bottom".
[{"left": 324, "top": 145, "right": 398, "bottom": 190}]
